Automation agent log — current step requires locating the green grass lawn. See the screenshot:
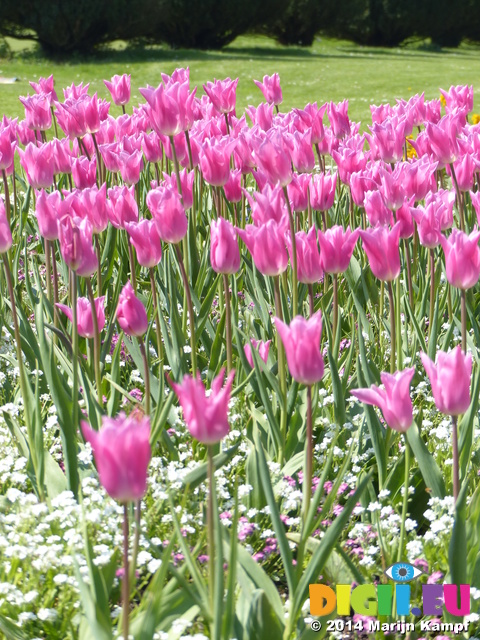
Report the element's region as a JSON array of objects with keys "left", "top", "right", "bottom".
[{"left": 1, "top": 34, "right": 480, "bottom": 125}]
